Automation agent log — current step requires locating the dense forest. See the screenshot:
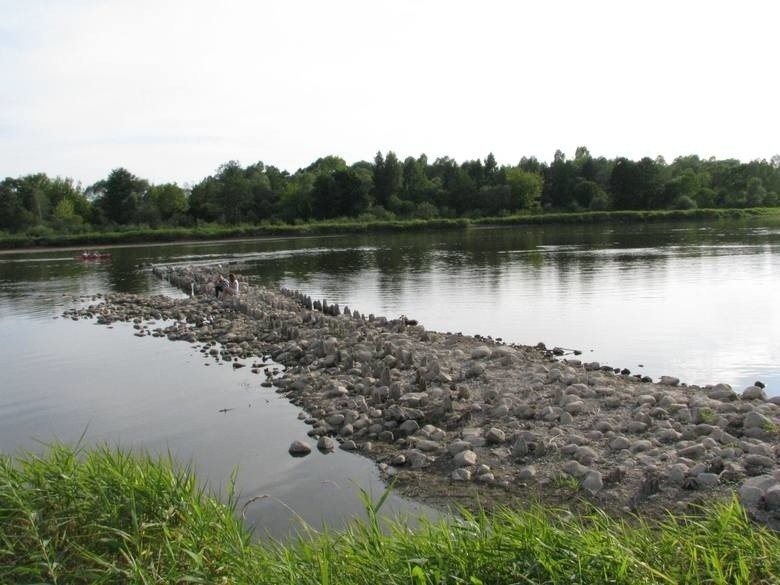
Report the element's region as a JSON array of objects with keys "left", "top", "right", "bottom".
[{"left": 2, "top": 148, "right": 779, "bottom": 235}]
